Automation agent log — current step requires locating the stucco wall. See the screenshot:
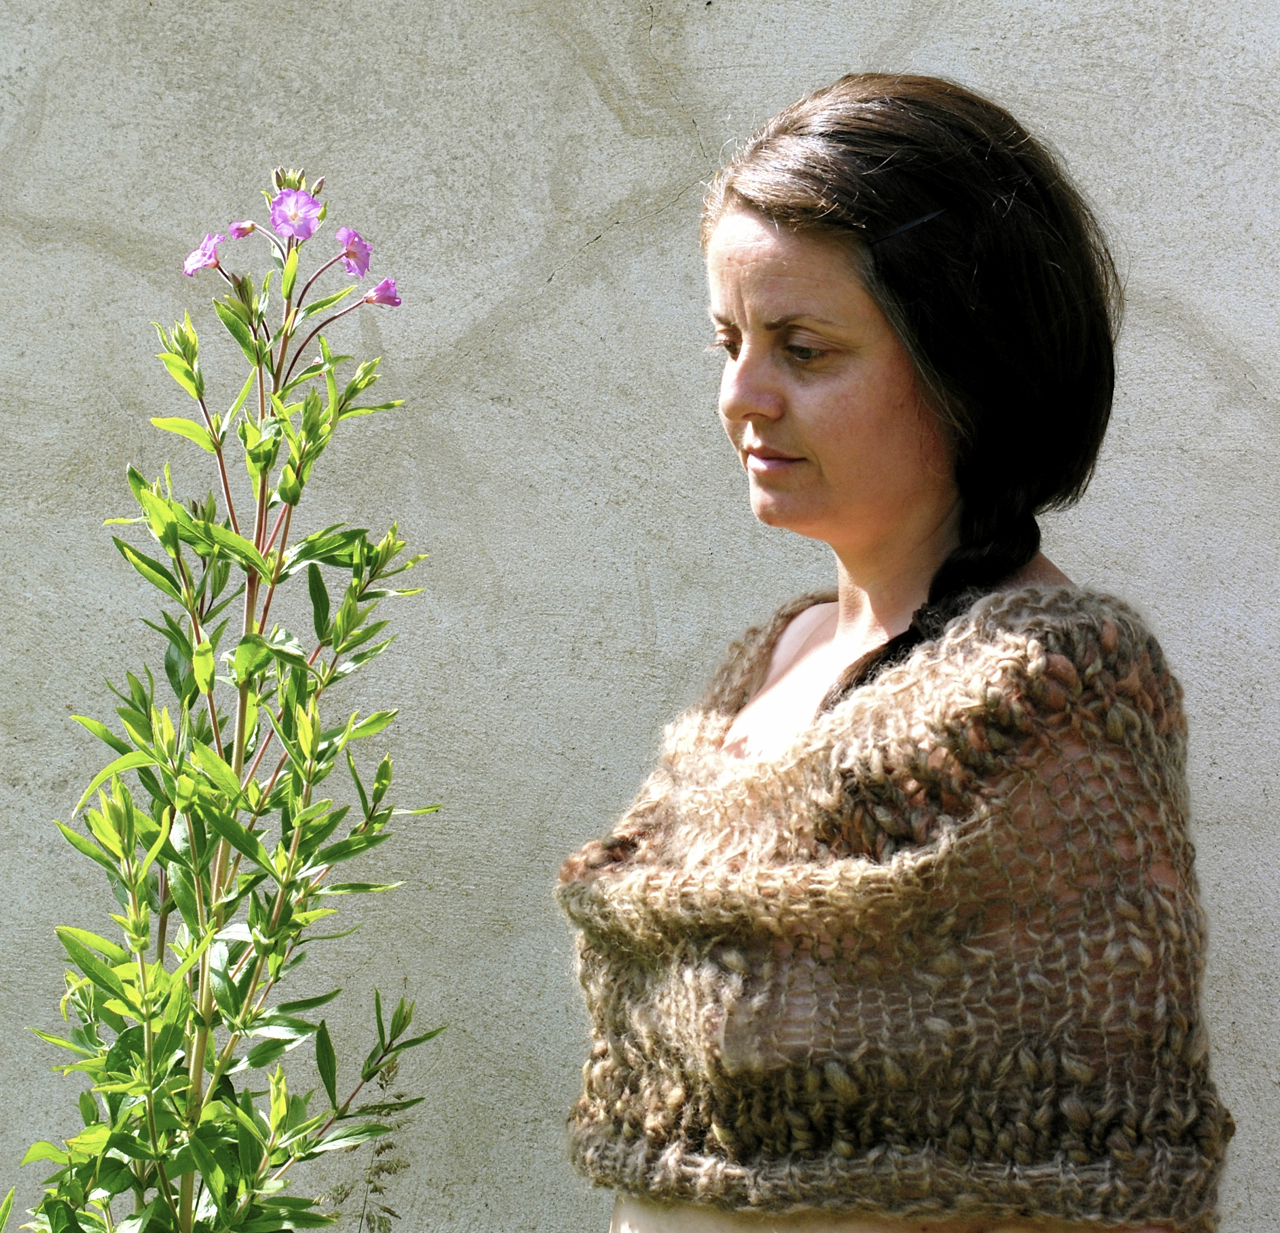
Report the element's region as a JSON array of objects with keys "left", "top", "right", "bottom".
[{"left": 1, "top": 1, "right": 1276, "bottom": 1229}]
